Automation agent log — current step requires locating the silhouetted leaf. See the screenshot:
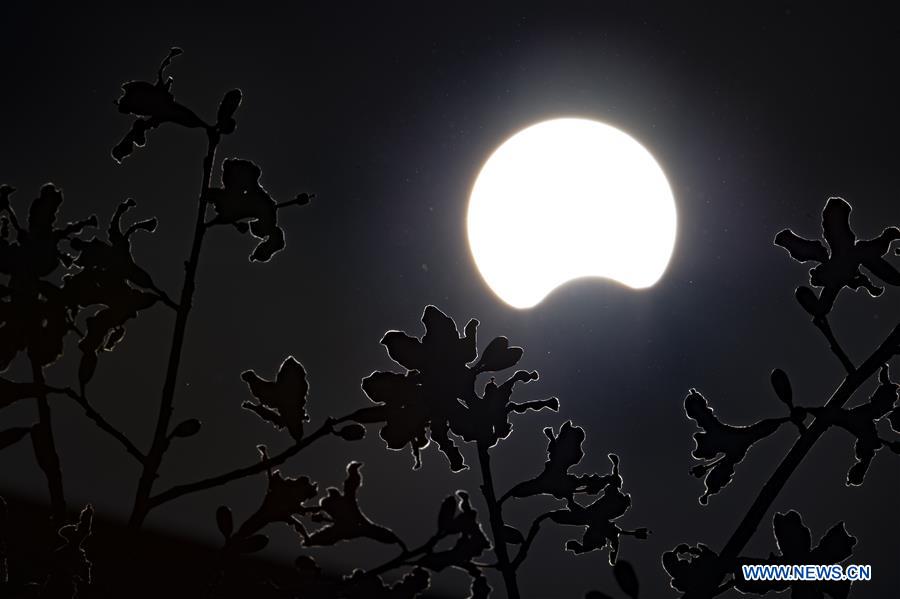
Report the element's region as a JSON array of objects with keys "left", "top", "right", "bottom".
[
  {"left": 468, "top": 571, "right": 491, "bottom": 599},
  {"left": 775, "top": 197, "right": 900, "bottom": 315},
  {"left": 216, "top": 89, "right": 242, "bottom": 134},
  {"left": 354, "top": 305, "right": 553, "bottom": 470},
  {"left": 416, "top": 492, "right": 490, "bottom": 573},
  {"left": 112, "top": 48, "right": 207, "bottom": 162},
  {"left": 662, "top": 543, "right": 729, "bottom": 597},
  {"left": 613, "top": 559, "right": 639, "bottom": 599},
  {"left": 474, "top": 336, "right": 523, "bottom": 372},
  {"left": 546, "top": 455, "right": 647, "bottom": 564},
  {"left": 685, "top": 389, "right": 788, "bottom": 504},
  {"left": 436, "top": 495, "right": 457, "bottom": 532},
  {"left": 734, "top": 510, "right": 857, "bottom": 598},
  {"left": 168, "top": 419, "right": 200, "bottom": 439},
  {"left": 65, "top": 199, "right": 161, "bottom": 384},
  {"left": 889, "top": 393, "right": 900, "bottom": 435},
  {"left": 43, "top": 505, "right": 93, "bottom": 597},
  {"left": 216, "top": 505, "right": 233, "bottom": 539},
  {"left": 357, "top": 371, "right": 432, "bottom": 469},
  {"left": 206, "top": 159, "right": 293, "bottom": 262},
  {"left": 305, "top": 462, "right": 402, "bottom": 548},
  {"left": 666, "top": 511, "right": 857, "bottom": 599},
  {"left": 0, "top": 184, "right": 95, "bottom": 370},
  {"left": 235, "top": 447, "right": 318, "bottom": 538},
  {"left": 451, "top": 369, "right": 557, "bottom": 450},
  {"left": 241, "top": 356, "right": 310, "bottom": 440},
  {"left": 795, "top": 285, "right": 824, "bottom": 317},
  {"left": 288, "top": 555, "right": 432, "bottom": 599},
  {"left": 341, "top": 566, "right": 431, "bottom": 599},
  {"left": 506, "top": 421, "right": 612, "bottom": 502},
  {"left": 770, "top": 368, "right": 792, "bottom": 407}
]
